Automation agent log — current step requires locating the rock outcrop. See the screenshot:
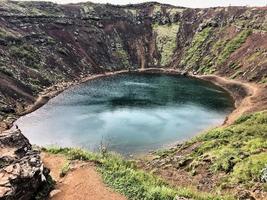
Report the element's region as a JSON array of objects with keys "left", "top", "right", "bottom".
[{"left": 0, "top": 129, "right": 49, "bottom": 199}]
